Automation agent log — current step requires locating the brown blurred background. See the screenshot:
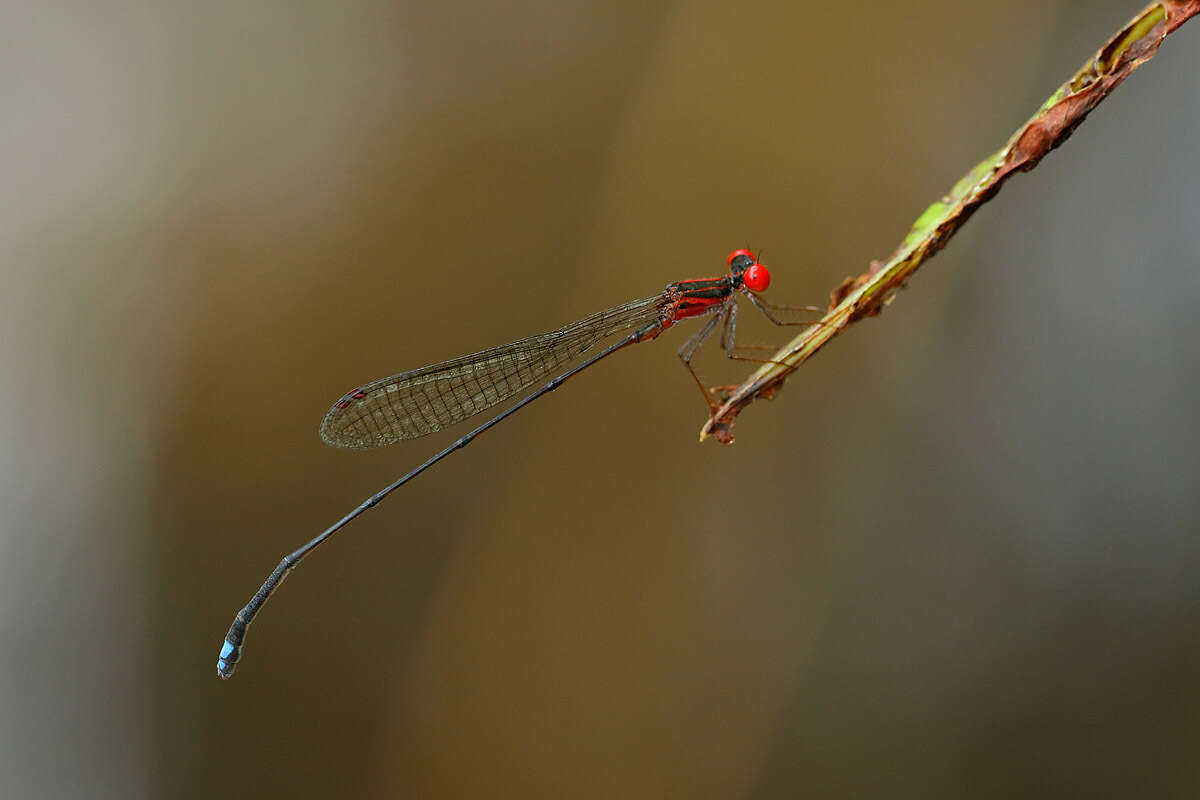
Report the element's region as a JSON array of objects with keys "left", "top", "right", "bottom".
[{"left": 4, "top": 1, "right": 1200, "bottom": 797}]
